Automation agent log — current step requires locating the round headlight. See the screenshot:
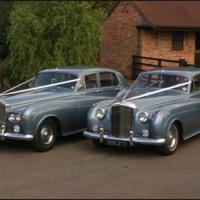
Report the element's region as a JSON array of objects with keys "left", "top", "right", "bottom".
[
  {"left": 92, "top": 125, "right": 98, "bottom": 132},
  {"left": 15, "top": 114, "right": 22, "bottom": 121},
  {"left": 138, "top": 112, "right": 149, "bottom": 123},
  {"left": 95, "top": 109, "right": 105, "bottom": 119},
  {"left": 8, "top": 113, "right": 16, "bottom": 121}
]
